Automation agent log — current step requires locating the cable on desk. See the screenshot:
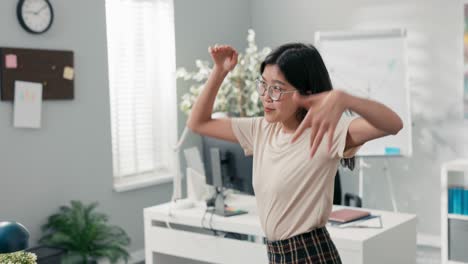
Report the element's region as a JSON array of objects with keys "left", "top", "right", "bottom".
[
  {"left": 201, "top": 204, "right": 209, "bottom": 229},
  {"left": 200, "top": 191, "right": 219, "bottom": 236},
  {"left": 208, "top": 206, "right": 218, "bottom": 236},
  {"left": 165, "top": 200, "right": 175, "bottom": 229}
]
